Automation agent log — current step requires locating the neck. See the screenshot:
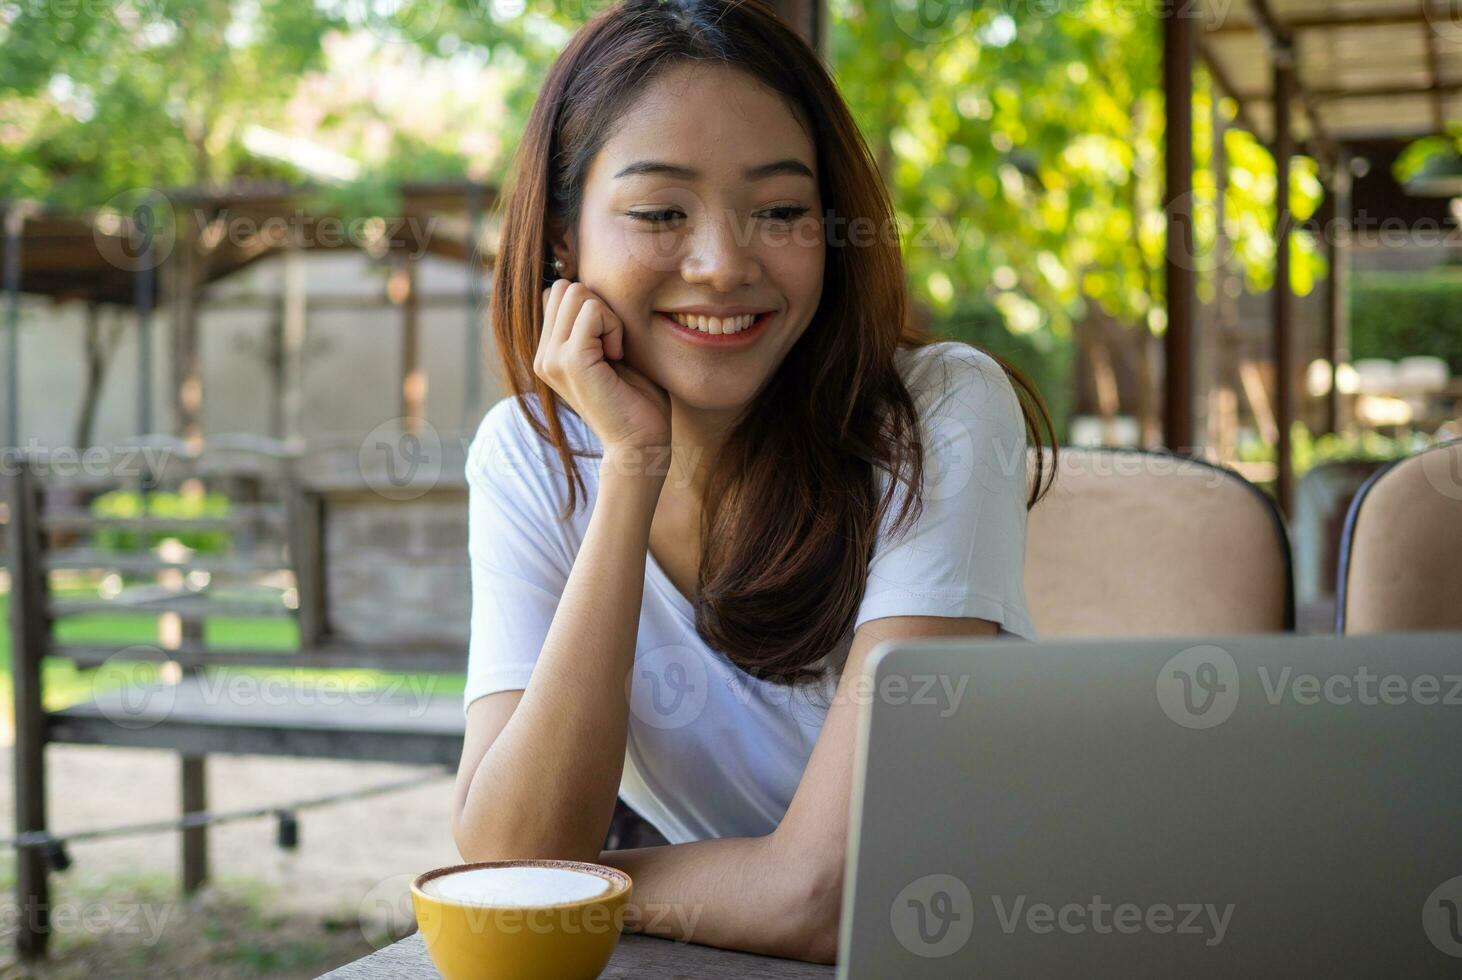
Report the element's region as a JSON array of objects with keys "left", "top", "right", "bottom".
[{"left": 666, "top": 397, "right": 743, "bottom": 501}]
